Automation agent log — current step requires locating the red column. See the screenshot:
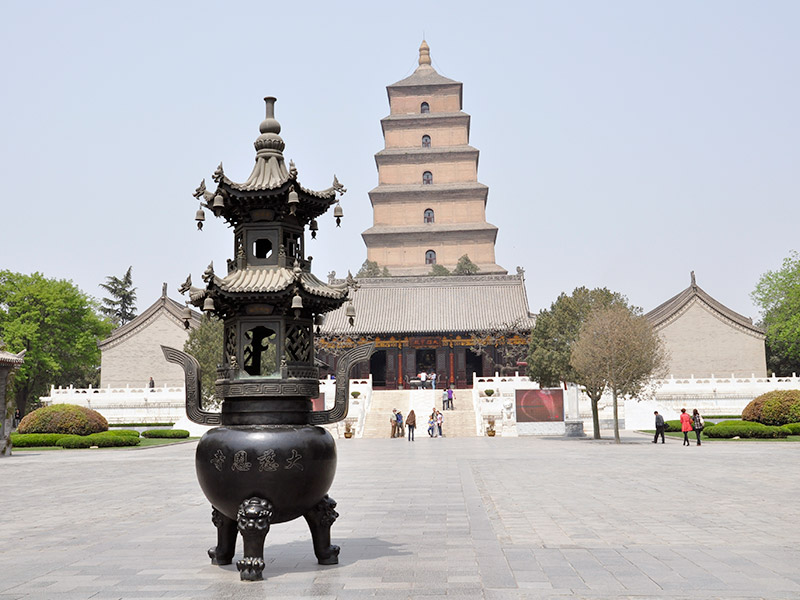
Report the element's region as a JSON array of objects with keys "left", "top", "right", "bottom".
[
  {"left": 398, "top": 347, "right": 403, "bottom": 388},
  {"left": 449, "top": 345, "right": 455, "bottom": 386}
]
